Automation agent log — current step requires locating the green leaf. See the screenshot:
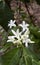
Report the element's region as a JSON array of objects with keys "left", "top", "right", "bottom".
[
  {"left": 29, "top": 24, "right": 40, "bottom": 39},
  {"left": 23, "top": 46, "right": 39, "bottom": 61},
  {"left": 38, "top": 61, "right": 40, "bottom": 65},
  {"left": 22, "top": 46, "right": 39, "bottom": 65},
  {"left": 2, "top": 47, "right": 21, "bottom": 65},
  {"left": 22, "top": 47, "right": 32, "bottom": 65},
  {"left": 26, "top": 56, "right": 32, "bottom": 65},
  {"left": 0, "top": 43, "right": 12, "bottom": 53},
  {"left": 32, "top": 60, "right": 39, "bottom": 65},
  {"left": 19, "top": 56, "right": 25, "bottom": 65}
]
